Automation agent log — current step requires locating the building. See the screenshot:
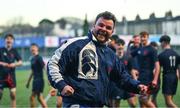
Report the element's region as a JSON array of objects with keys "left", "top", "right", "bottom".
[{"left": 116, "top": 11, "right": 180, "bottom": 35}]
